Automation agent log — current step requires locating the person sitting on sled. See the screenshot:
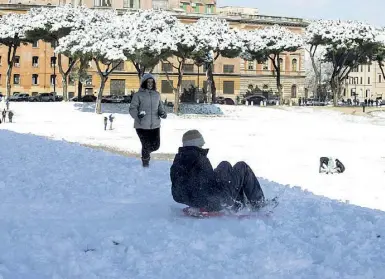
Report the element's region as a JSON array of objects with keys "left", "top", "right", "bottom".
[{"left": 170, "top": 129, "right": 266, "bottom": 213}]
